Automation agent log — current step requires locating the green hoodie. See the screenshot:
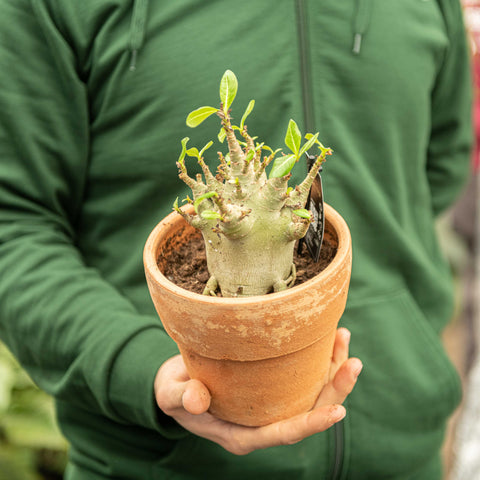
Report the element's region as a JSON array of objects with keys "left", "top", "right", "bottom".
[{"left": 0, "top": 1, "right": 472, "bottom": 479}]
